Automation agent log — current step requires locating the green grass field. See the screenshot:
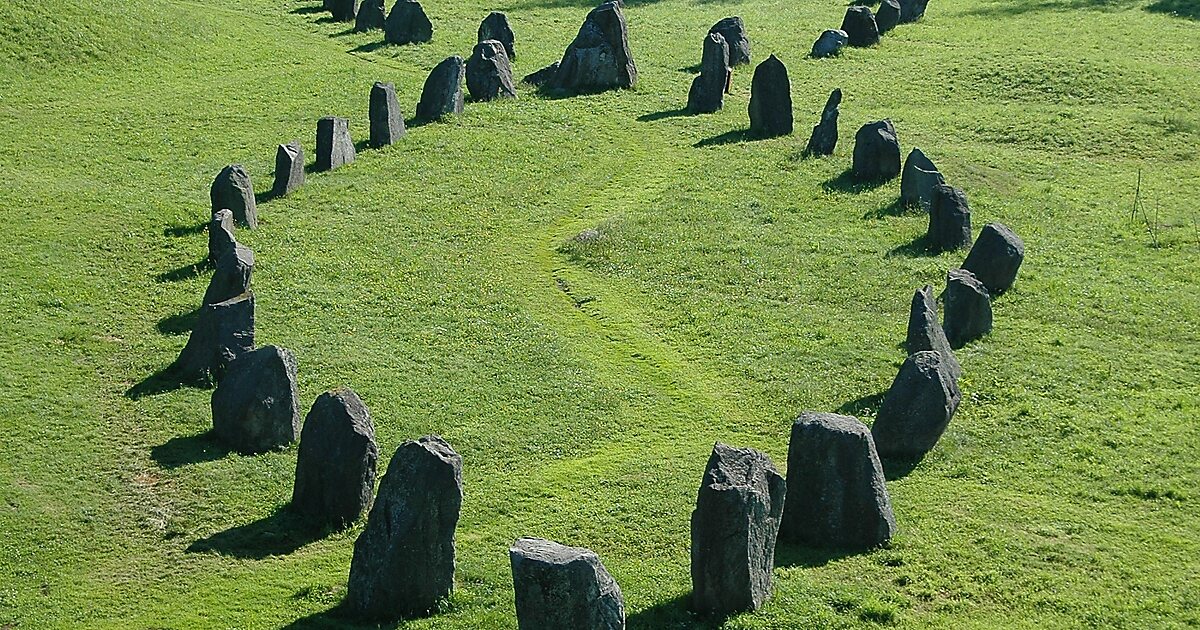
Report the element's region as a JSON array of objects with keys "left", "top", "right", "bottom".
[{"left": 1, "top": 0, "right": 1197, "bottom": 627}]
